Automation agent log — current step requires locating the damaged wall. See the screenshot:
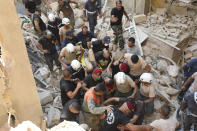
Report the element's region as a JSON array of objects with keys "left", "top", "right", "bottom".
[{"left": 0, "top": 0, "right": 44, "bottom": 128}]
